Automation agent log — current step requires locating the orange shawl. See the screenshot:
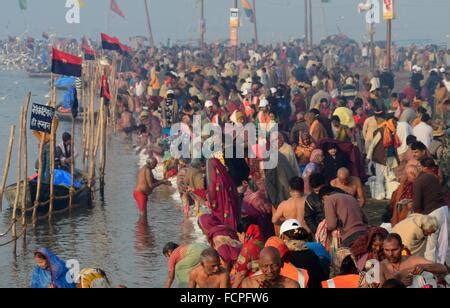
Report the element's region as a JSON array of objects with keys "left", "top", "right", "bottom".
[{"left": 379, "top": 119, "right": 401, "bottom": 149}]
